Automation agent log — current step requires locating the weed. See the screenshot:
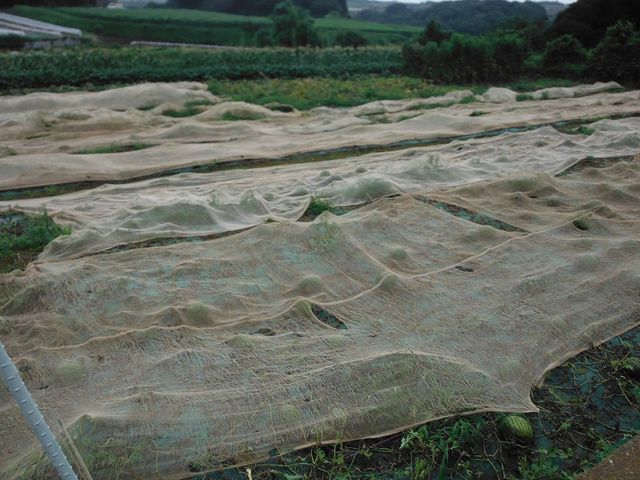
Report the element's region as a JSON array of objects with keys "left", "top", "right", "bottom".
[
  {"left": 221, "top": 111, "right": 267, "bottom": 121},
  {"left": 73, "top": 143, "right": 154, "bottom": 155},
  {"left": 572, "top": 217, "right": 591, "bottom": 231},
  {"left": 516, "top": 93, "right": 535, "bottom": 102},
  {"left": 0, "top": 145, "right": 17, "bottom": 156},
  {"left": 470, "top": 110, "right": 488, "bottom": 117},
  {"left": 305, "top": 197, "right": 334, "bottom": 218},
  {"left": 209, "top": 77, "right": 486, "bottom": 111},
  {"left": 577, "top": 125, "right": 596, "bottom": 136},
  {"left": 0, "top": 210, "right": 71, "bottom": 273}
]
